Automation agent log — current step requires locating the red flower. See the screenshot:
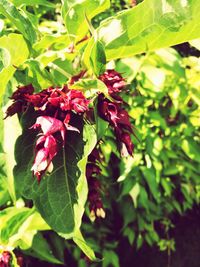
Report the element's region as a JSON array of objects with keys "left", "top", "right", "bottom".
[
  {"left": 30, "top": 116, "right": 66, "bottom": 181},
  {"left": 4, "top": 101, "right": 24, "bottom": 119},
  {"left": 61, "top": 90, "right": 90, "bottom": 113},
  {"left": 31, "top": 134, "right": 57, "bottom": 182},
  {"left": 86, "top": 146, "right": 105, "bottom": 221},
  {"left": 97, "top": 94, "right": 134, "bottom": 156},
  {"left": 99, "top": 69, "right": 126, "bottom": 95},
  {"left": 98, "top": 69, "right": 134, "bottom": 157},
  {"left": 30, "top": 114, "right": 81, "bottom": 181},
  {"left": 25, "top": 86, "right": 90, "bottom": 115},
  {"left": 0, "top": 251, "right": 12, "bottom": 267},
  {"left": 10, "top": 84, "right": 34, "bottom": 100},
  {"left": 4, "top": 84, "right": 34, "bottom": 118},
  {"left": 116, "top": 130, "right": 134, "bottom": 157},
  {"left": 31, "top": 116, "right": 66, "bottom": 143}
]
